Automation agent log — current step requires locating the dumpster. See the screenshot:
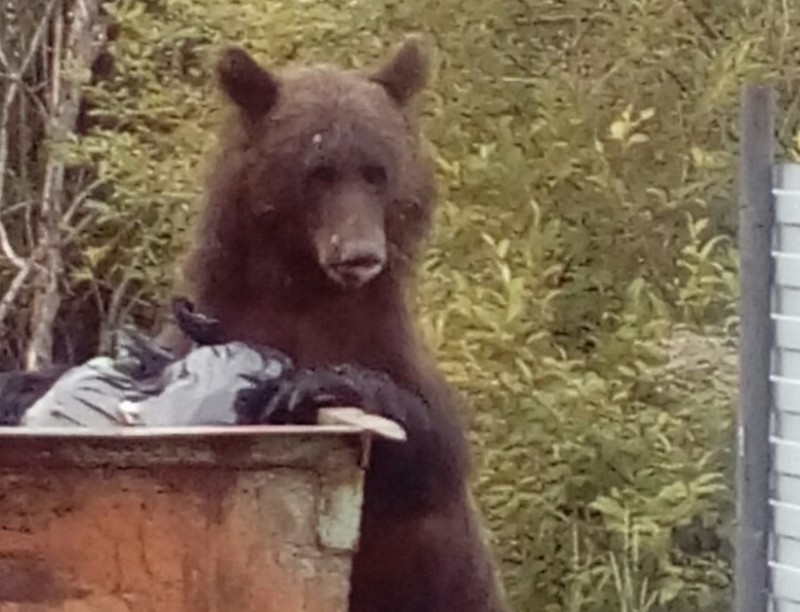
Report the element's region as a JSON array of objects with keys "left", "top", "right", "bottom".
[{"left": 0, "top": 412, "right": 393, "bottom": 612}]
